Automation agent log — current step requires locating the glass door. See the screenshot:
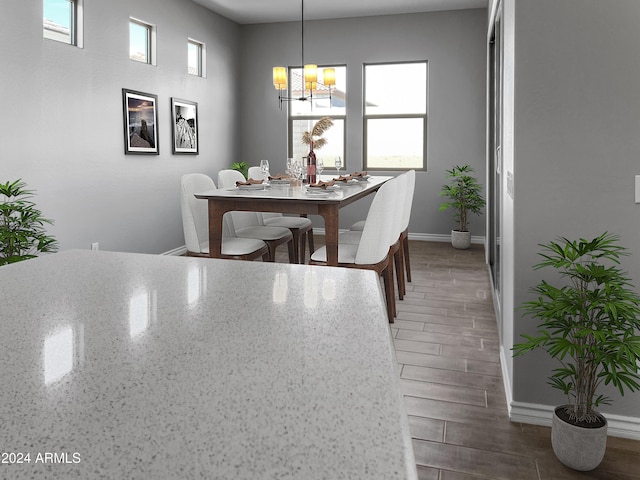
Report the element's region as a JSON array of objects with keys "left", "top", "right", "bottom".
[{"left": 488, "top": 2, "right": 503, "bottom": 335}]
